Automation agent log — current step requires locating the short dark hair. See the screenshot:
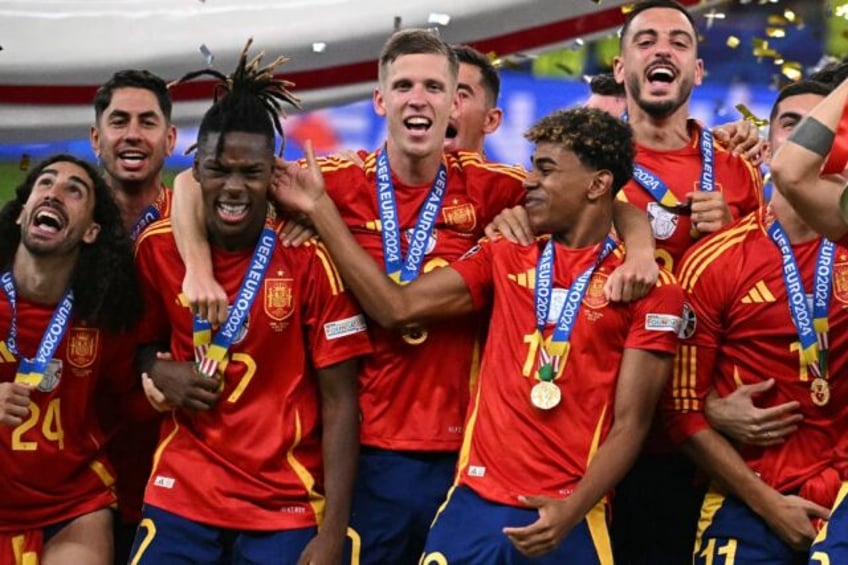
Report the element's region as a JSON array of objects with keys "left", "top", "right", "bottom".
[
  {"left": 619, "top": 0, "right": 698, "bottom": 52},
  {"left": 172, "top": 39, "right": 300, "bottom": 158},
  {"left": 589, "top": 73, "right": 625, "bottom": 97},
  {"left": 525, "top": 107, "right": 634, "bottom": 195},
  {"left": 452, "top": 44, "right": 500, "bottom": 106},
  {"left": 94, "top": 69, "right": 172, "bottom": 122},
  {"left": 769, "top": 79, "right": 833, "bottom": 124},
  {"left": 0, "top": 154, "right": 141, "bottom": 333},
  {"left": 808, "top": 60, "right": 848, "bottom": 88},
  {"left": 379, "top": 29, "right": 459, "bottom": 86}
]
